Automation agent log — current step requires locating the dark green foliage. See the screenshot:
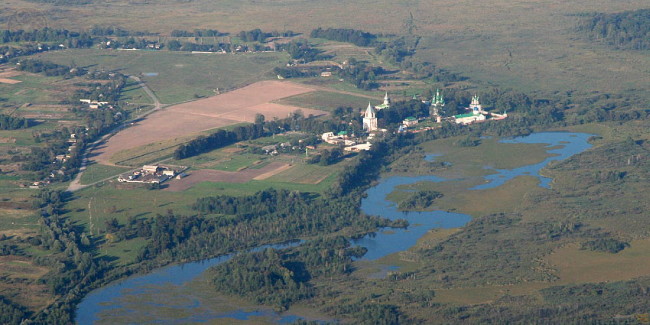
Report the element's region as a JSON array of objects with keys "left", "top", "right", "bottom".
[
  {"left": 0, "top": 296, "right": 27, "bottom": 325},
  {"left": 17, "top": 59, "right": 86, "bottom": 77},
  {"left": 237, "top": 29, "right": 295, "bottom": 42},
  {"left": 310, "top": 28, "right": 377, "bottom": 47},
  {"left": 170, "top": 29, "right": 224, "bottom": 37},
  {"left": 279, "top": 40, "right": 329, "bottom": 63},
  {"left": 317, "top": 148, "right": 343, "bottom": 166},
  {"left": 0, "top": 114, "right": 29, "bottom": 130},
  {"left": 419, "top": 214, "right": 565, "bottom": 286},
  {"left": 380, "top": 99, "right": 428, "bottom": 124},
  {"left": 273, "top": 67, "right": 319, "bottom": 78},
  {"left": 397, "top": 190, "right": 443, "bottom": 211},
  {"left": 0, "top": 28, "right": 93, "bottom": 45},
  {"left": 173, "top": 123, "right": 262, "bottom": 159},
  {"left": 579, "top": 9, "right": 650, "bottom": 50},
  {"left": 451, "top": 279, "right": 650, "bottom": 323},
  {"left": 329, "top": 140, "right": 390, "bottom": 196},
  {"left": 238, "top": 29, "right": 270, "bottom": 42},
  {"left": 211, "top": 236, "right": 364, "bottom": 310},
  {"left": 324, "top": 301, "right": 406, "bottom": 325},
  {"left": 137, "top": 189, "right": 393, "bottom": 263},
  {"left": 175, "top": 113, "right": 347, "bottom": 160},
  {"left": 375, "top": 37, "right": 416, "bottom": 64},
  {"left": 89, "top": 26, "right": 150, "bottom": 37},
  {"left": 338, "top": 59, "right": 383, "bottom": 90},
  {"left": 456, "top": 136, "right": 480, "bottom": 147},
  {"left": 581, "top": 238, "right": 630, "bottom": 253}
]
